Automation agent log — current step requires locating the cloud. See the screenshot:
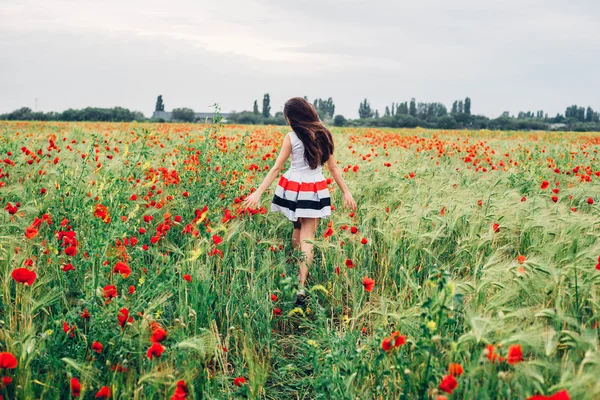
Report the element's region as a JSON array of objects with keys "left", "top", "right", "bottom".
[{"left": 1, "top": 0, "right": 599, "bottom": 118}]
